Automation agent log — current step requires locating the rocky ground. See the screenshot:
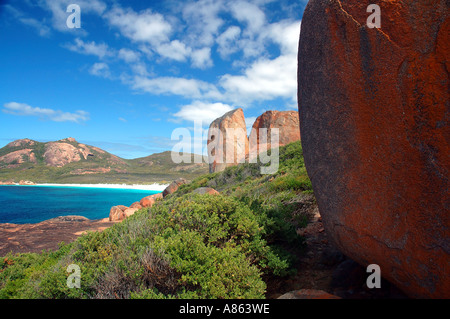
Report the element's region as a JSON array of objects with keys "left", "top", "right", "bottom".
[
  {"left": 268, "top": 209, "right": 409, "bottom": 299},
  {"left": 0, "top": 216, "right": 116, "bottom": 256}
]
